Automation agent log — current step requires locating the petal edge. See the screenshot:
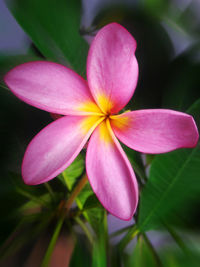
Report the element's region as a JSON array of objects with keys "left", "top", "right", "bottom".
[
  {"left": 86, "top": 119, "right": 138, "bottom": 220},
  {"left": 111, "top": 109, "right": 199, "bottom": 154},
  {"left": 4, "top": 61, "right": 101, "bottom": 115},
  {"left": 87, "top": 23, "right": 139, "bottom": 114},
  {"left": 22, "top": 115, "right": 103, "bottom": 185}
]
